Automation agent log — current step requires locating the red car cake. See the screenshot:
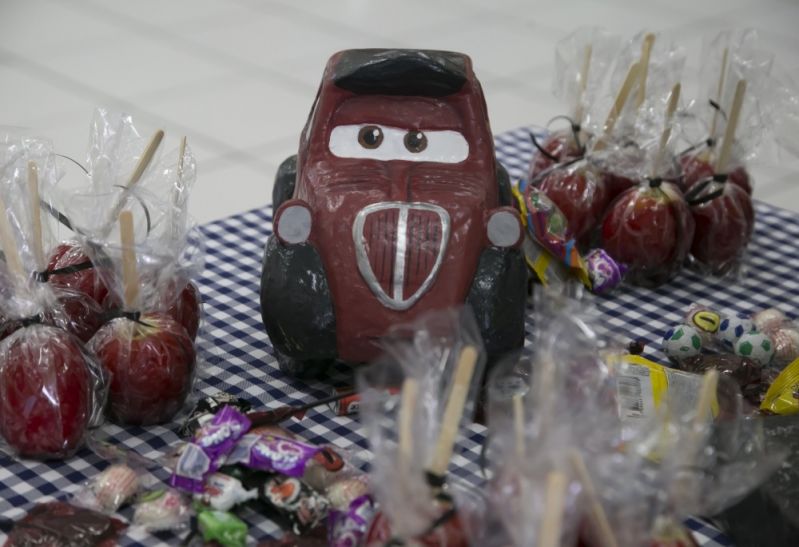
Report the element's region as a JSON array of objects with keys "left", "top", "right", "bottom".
[{"left": 260, "top": 49, "right": 527, "bottom": 377}]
